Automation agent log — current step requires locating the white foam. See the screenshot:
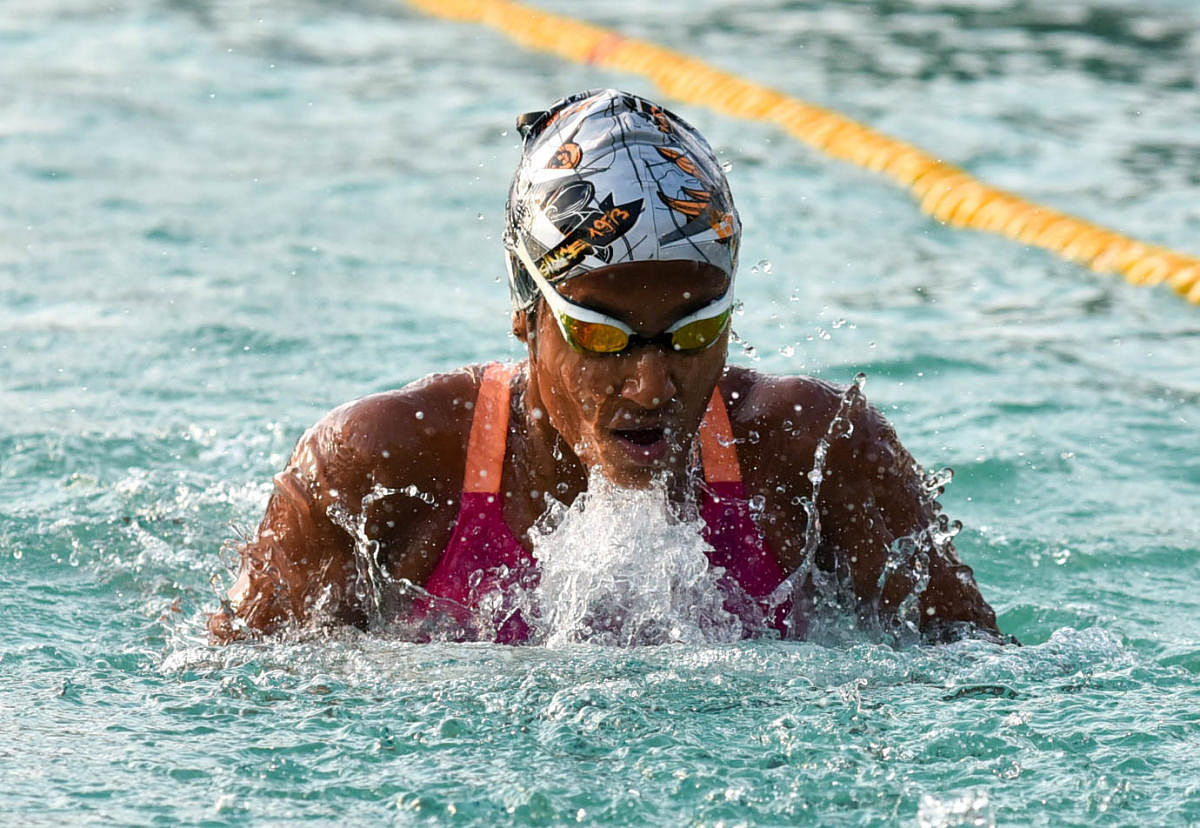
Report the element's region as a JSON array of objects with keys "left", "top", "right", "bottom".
[{"left": 527, "top": 472, "right": 748, "bottom": 647}]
